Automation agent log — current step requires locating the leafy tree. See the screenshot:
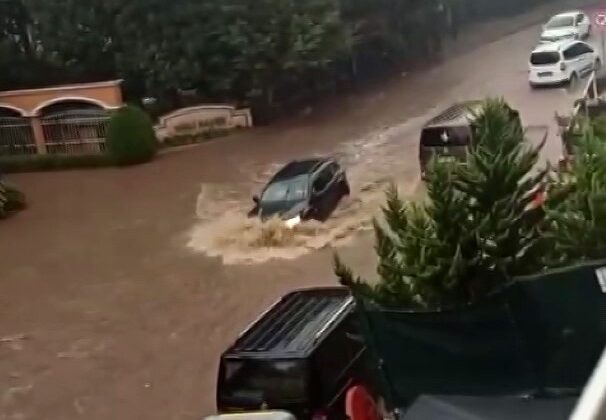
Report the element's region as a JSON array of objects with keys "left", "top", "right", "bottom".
[{"left": 336, "top": 99, "right": 548, "bottom": 308}]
